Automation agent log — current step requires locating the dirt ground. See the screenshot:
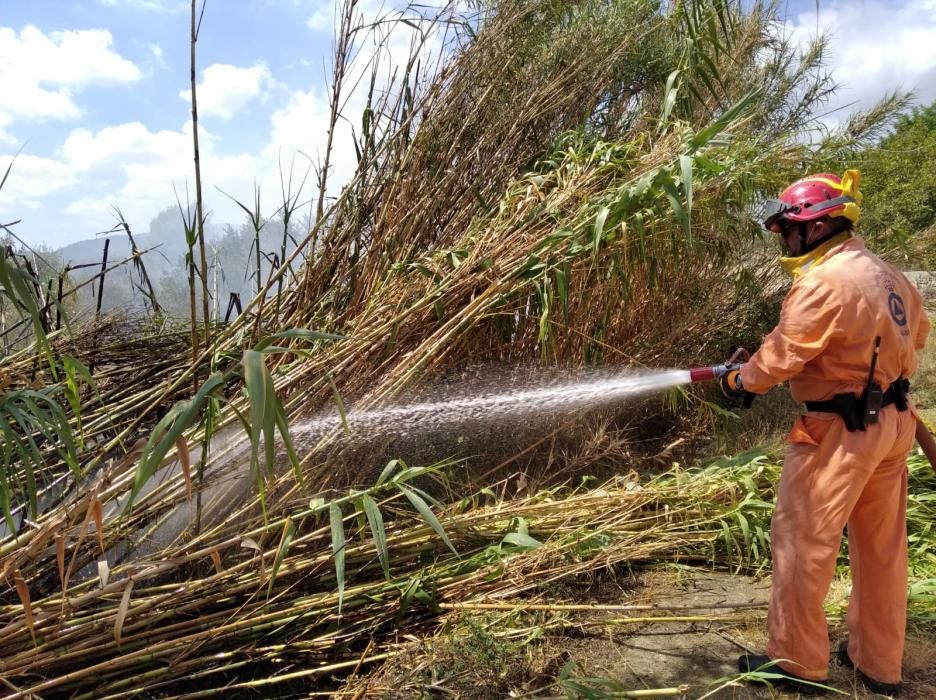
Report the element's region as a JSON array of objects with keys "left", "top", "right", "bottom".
[
  {"left": 357, "top": 567, "right": 936, "bottom": 699},
  {"left": 559, "top": 570, "right": 773, "bottom": 697},
  {"left": 553, "top": 569, "right": 936, "bottom": 699}
]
